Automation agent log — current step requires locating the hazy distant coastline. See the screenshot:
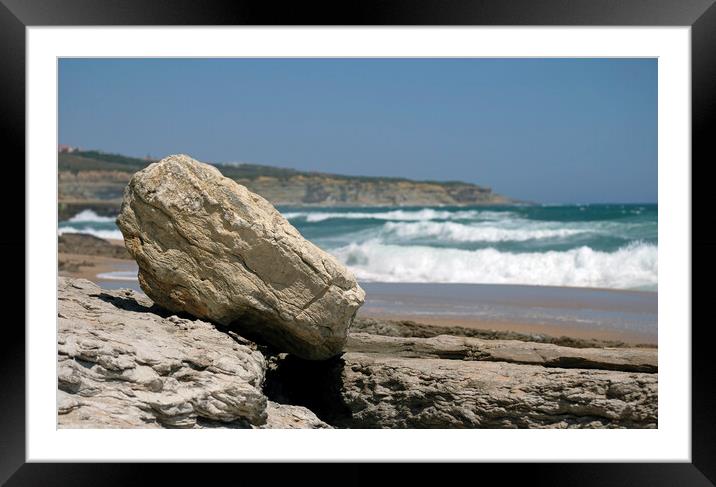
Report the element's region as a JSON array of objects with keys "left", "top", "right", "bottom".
[{"left": 58, "top": 150, "right": 518, "bottom": 220}]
